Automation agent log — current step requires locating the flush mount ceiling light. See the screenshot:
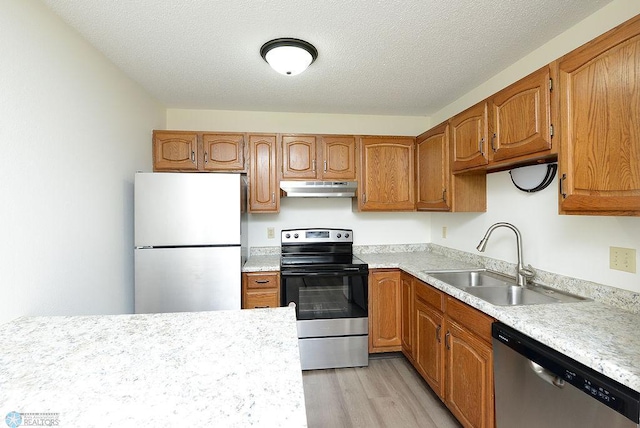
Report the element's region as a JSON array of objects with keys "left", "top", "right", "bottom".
[{"left": 260, "top": 38, "right": 318, "bottom": 76}]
